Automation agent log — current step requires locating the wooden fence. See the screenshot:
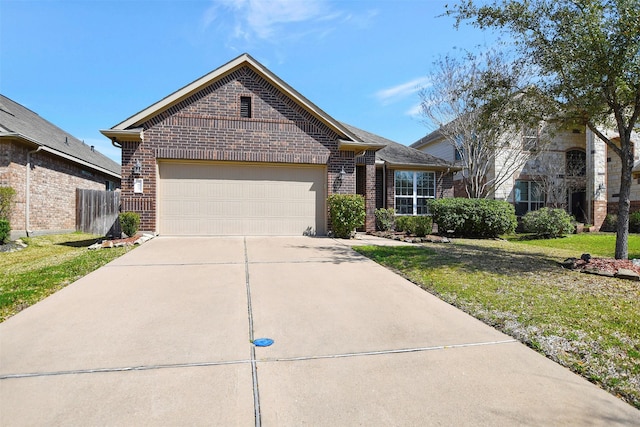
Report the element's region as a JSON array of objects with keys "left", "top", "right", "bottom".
[{"left": 76, "top": 189, "right": 121, "bottom": 237}]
